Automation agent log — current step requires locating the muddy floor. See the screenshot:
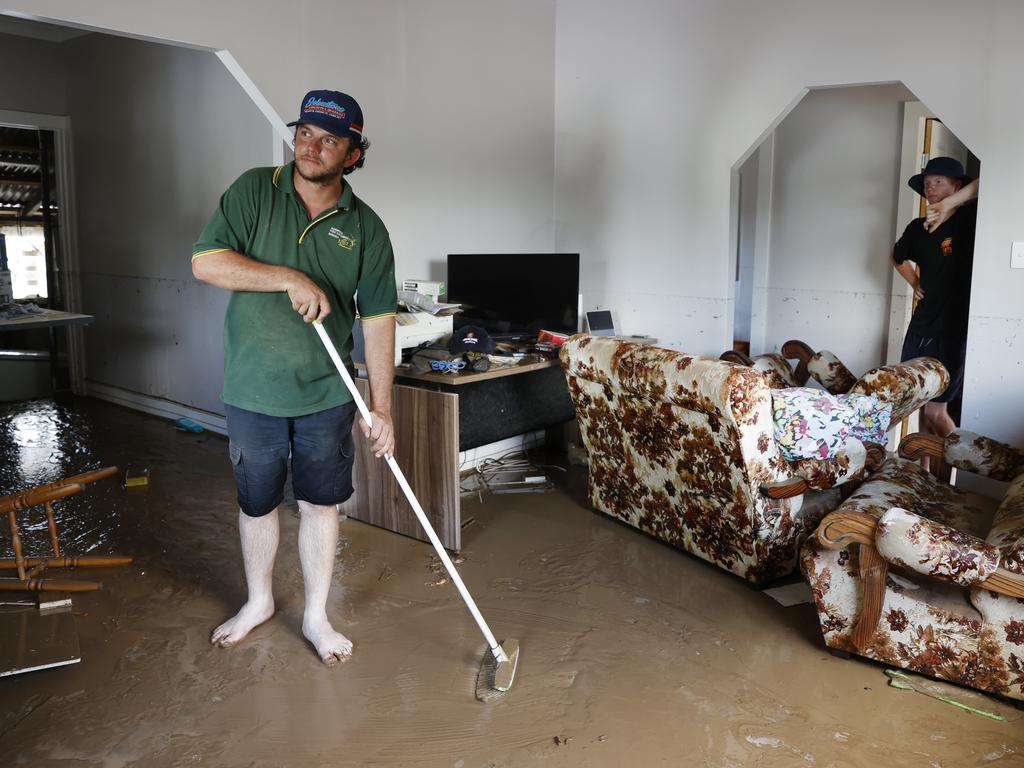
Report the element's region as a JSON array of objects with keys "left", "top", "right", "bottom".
[{"left": 1, "top": 397, "right": 1022, "bottom": 767}]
